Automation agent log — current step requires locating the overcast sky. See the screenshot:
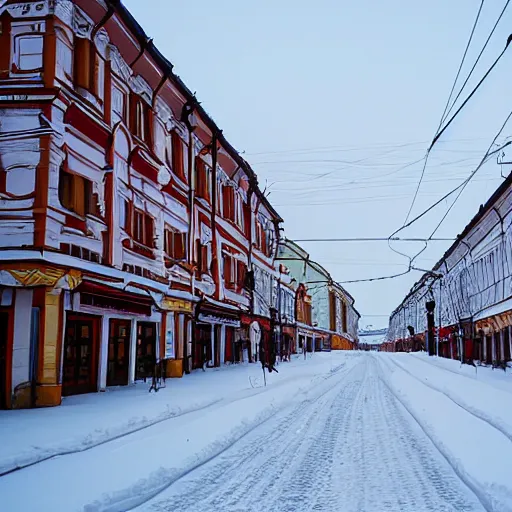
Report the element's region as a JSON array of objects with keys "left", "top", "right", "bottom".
[{"left": 124, "top": 0, "right": 512, "bottom": 329}]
